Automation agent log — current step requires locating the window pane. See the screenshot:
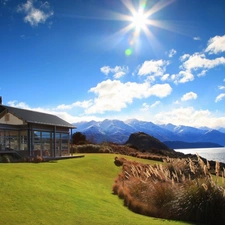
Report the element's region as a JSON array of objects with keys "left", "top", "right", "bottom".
[
  {"left": 0, "top": 130, "right": 4, "bottom": 150},
  {"left": 20, "top": 131, "right": 27, "bottom": 150},
  {"left": 33, "top": 131, "right": 41, "bottom": 156},
  {"left": 42, "top": 132, "right": 52, "bottom": 157},
  {"left": 9, "top": 131, "right": 19, "bottom": 150}
]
